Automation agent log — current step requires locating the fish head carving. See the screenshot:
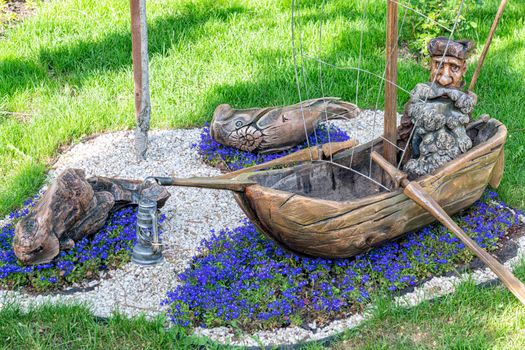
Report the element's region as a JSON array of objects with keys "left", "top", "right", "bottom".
[{"left": 211, "top": 104, "right": 265, "bottom": 151}]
